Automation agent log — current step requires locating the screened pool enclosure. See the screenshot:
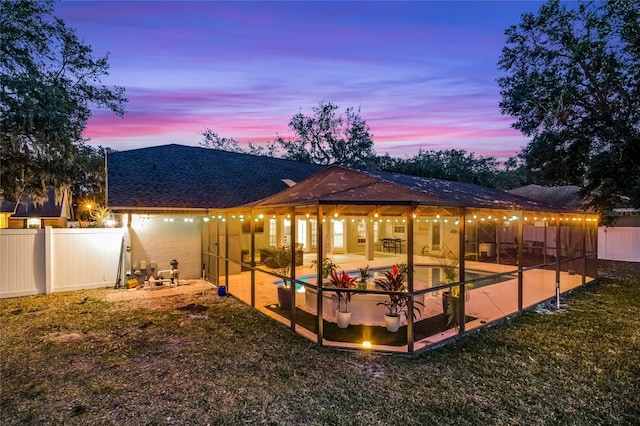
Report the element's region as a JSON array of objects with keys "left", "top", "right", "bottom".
[{"left": 201, "top": 167, "right": 598, "bottom": 353}]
